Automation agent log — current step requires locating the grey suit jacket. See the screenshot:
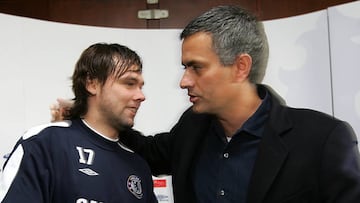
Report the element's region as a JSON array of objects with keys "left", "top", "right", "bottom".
[{"left": 122, "top": 85, "right": 360, "bottom": 203}]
